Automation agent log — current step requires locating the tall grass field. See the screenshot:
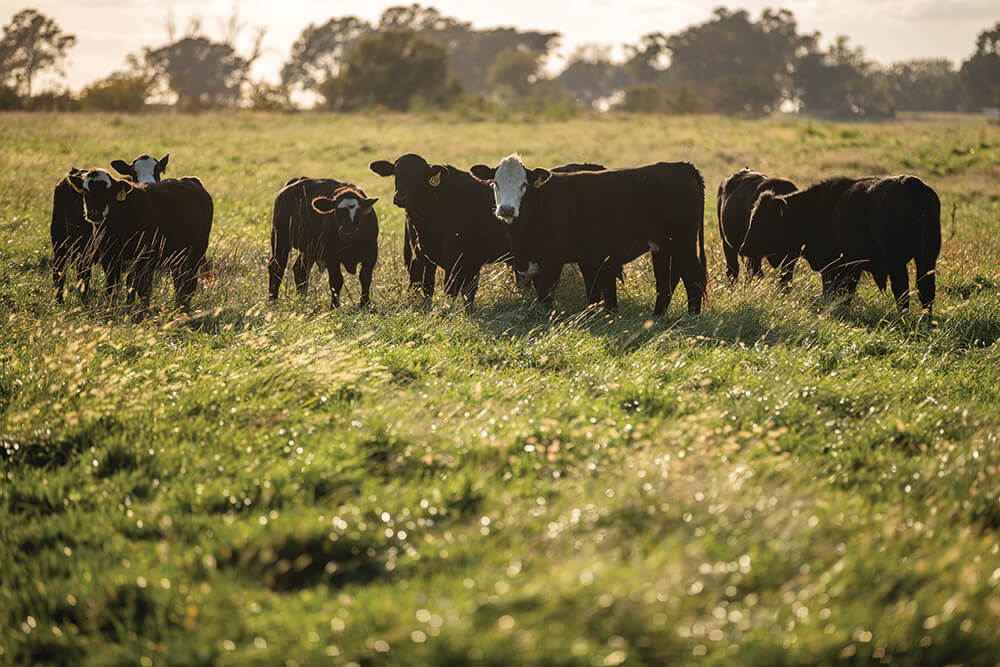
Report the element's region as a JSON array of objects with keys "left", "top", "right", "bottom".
[{"left": 2, "top": 111, "right": 1000, "bottom": 665}]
